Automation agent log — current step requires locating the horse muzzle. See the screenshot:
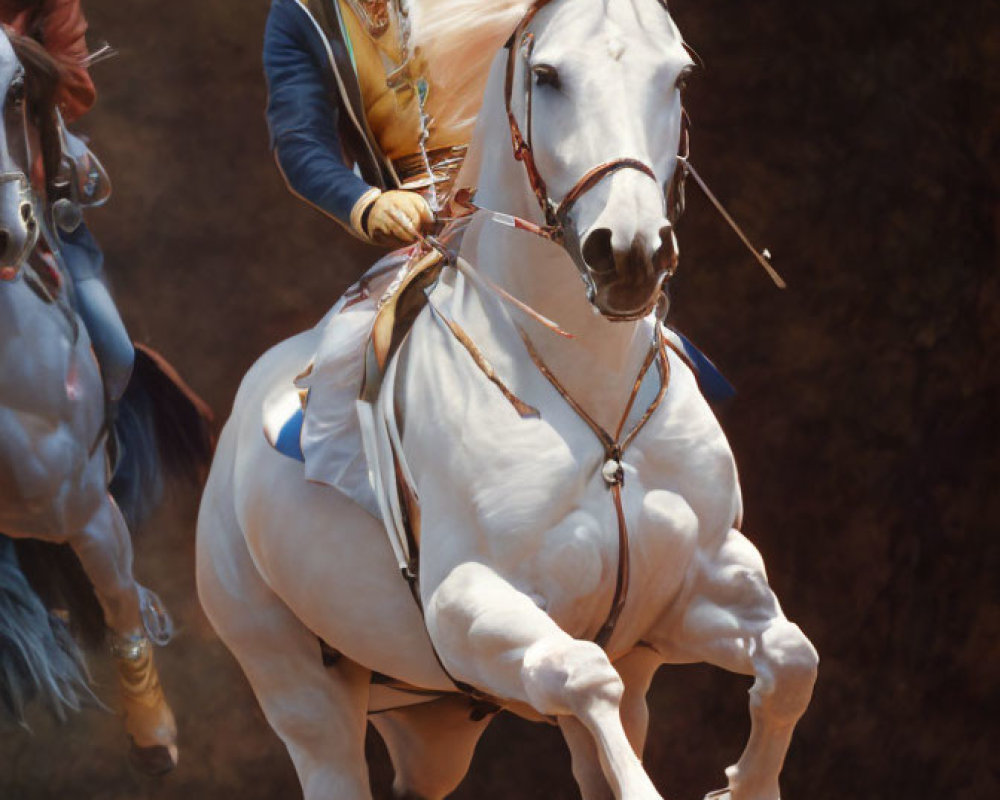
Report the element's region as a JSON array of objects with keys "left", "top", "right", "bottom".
[
  {"left": 574, "top": 221, "right": 678, "bottom": 321},
  {"left": 0, "top": 173, "right": 37, "bottom": 279}
]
